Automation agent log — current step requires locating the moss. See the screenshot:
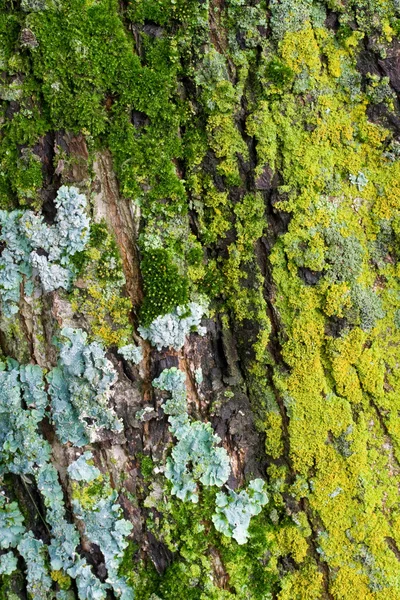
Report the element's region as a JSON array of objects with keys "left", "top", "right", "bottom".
[
  {"left": 71, "top": 475, "right": 111, "bottom": 510},
  {"left": 50, "top": 570, "right": 71, "bottom": 591},
  {"left": 141, "top": 483, "right": 279, "bottom": 599},
  {"left": 0, "top": 573, "right": 24, "bottom": 600},
  {"left": 264, "top": 58, "right": 295, "bottom": 88},
  {"left": 198, "top": 185, "right": 231, "bottom": 245},
  {"left": 70, "top": 221, "right": 133, "bottom": 347},
  {"left": 138, "top": 454, "right": 154, "bottom": 481},
  {"left": 206, "top": 112, "right": 248, "bottom": 186},
  {"left": 140, "top": 248, "right": 189, "bottom": 326},
  {"left": 12, "top": 151, "right": 43, "bottom": 208},
  {"left": 117, "top": 538, "right": 162, "bottom": 599}
]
